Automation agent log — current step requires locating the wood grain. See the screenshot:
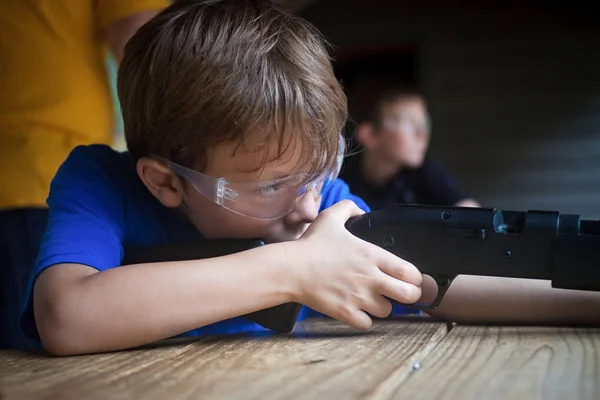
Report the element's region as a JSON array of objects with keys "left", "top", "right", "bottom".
[
  {"left": 394, "top": 325, "right": 600, "bottom": 400},
  {"left": 0, "top": 317, "right": 449, "bottom": 400}
]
